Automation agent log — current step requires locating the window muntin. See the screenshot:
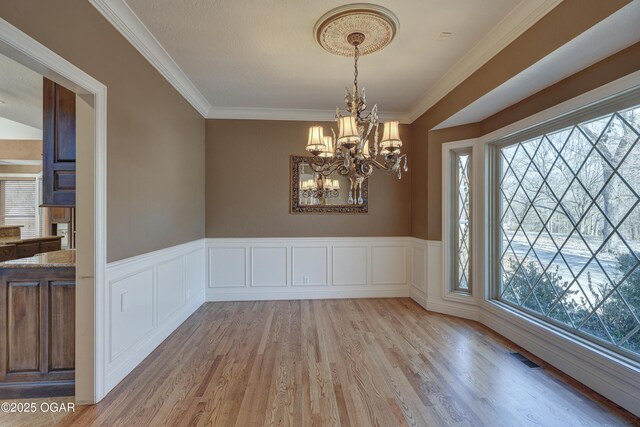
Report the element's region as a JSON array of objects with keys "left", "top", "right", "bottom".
[
  {"left": 498, "top": 104, "right": 640, "bottom": 360},
  {"left": 454, "top": 151, "right": 471, "bottom": 292}
]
